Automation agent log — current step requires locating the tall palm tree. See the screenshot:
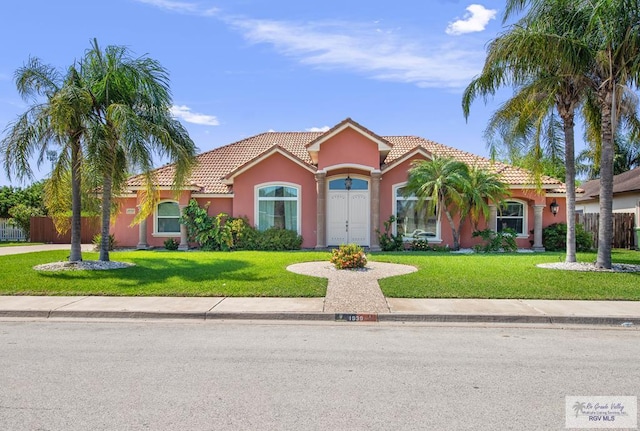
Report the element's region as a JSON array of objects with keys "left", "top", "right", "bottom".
[
  {"left": 504, "top": 0, "right": 640, "bottom": 269},
  {"left": 81, "top": 40, "right": 197, "bottom": 262},
  {"left": 463, "top": 0, "right": 592, "bottom": 263},
  {"left": 405, "top": 157, "right": 470, "bottom": 250},
  {"left": 1, "top": 58, "right": 91, "bottom": 262}
]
